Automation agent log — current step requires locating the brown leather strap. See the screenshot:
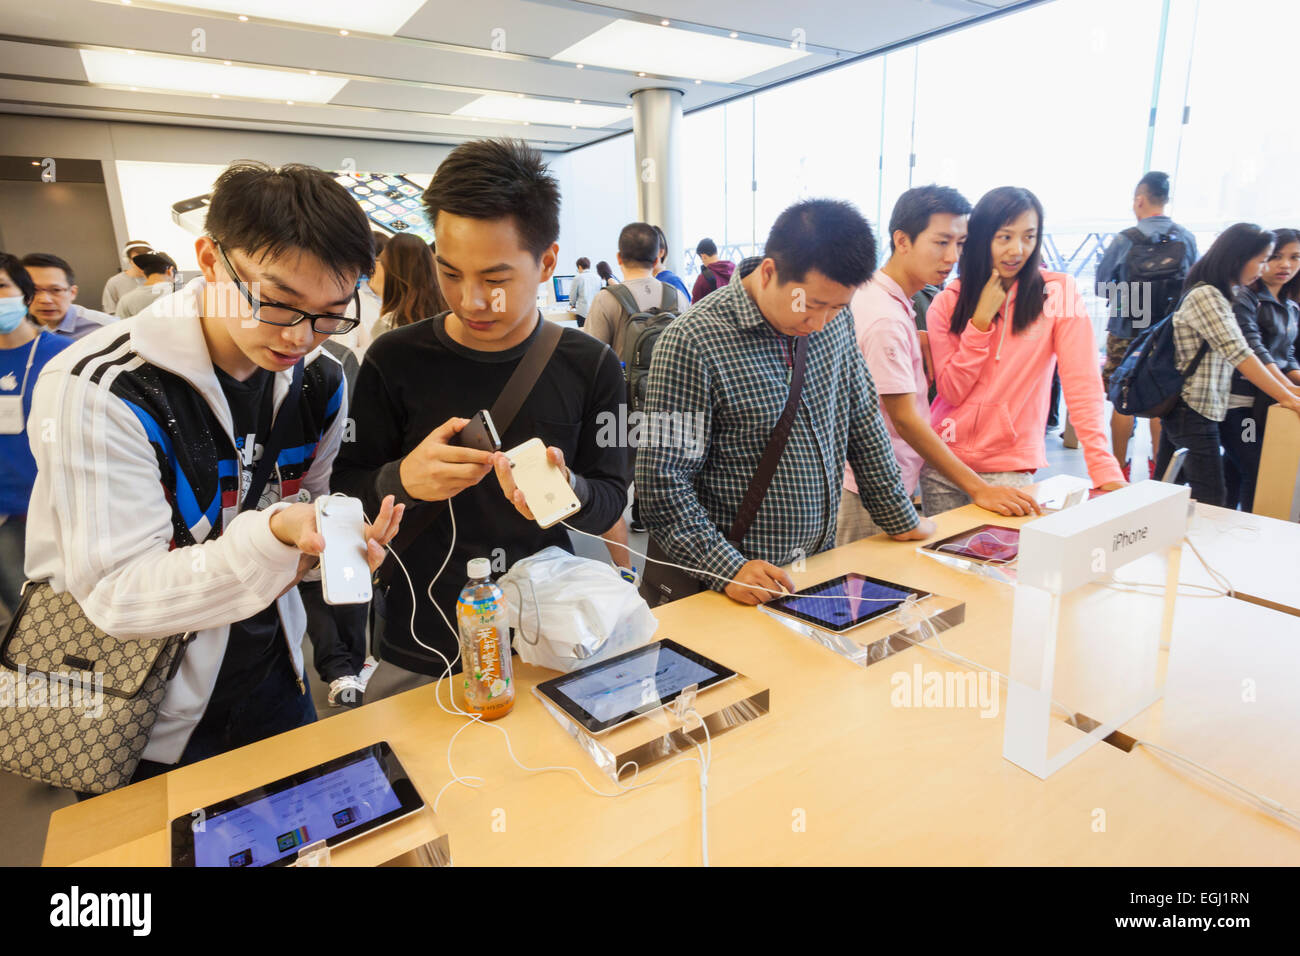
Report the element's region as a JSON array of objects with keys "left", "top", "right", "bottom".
[{"left": 727, "top": 333, "right": 808, "bottom": 548}]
